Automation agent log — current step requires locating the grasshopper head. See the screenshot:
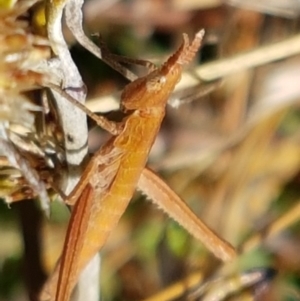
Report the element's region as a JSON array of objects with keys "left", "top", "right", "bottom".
[{"left": 121, "top": 30, "right": 205, "bottom": 112}]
